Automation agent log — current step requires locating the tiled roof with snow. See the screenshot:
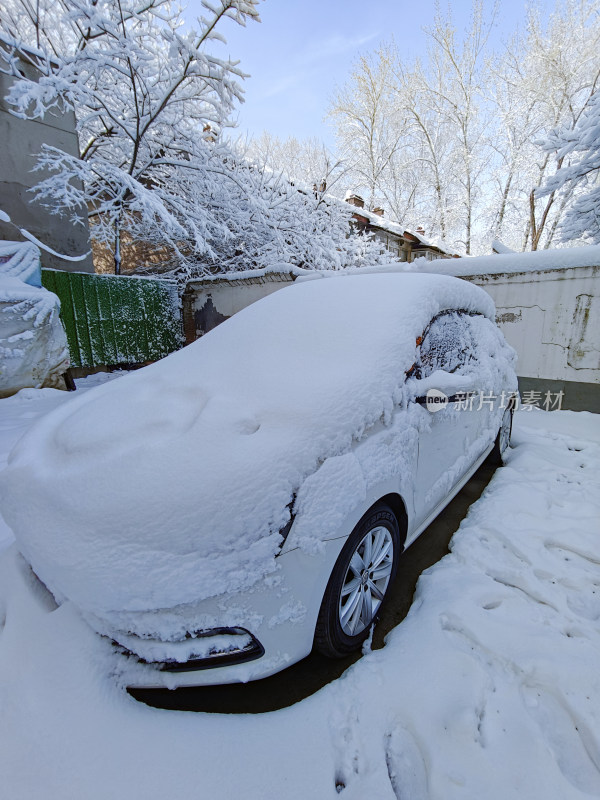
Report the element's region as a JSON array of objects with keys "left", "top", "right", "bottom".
[{"left": 347, "top": 205, "right": 457, "bottom": 256}]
